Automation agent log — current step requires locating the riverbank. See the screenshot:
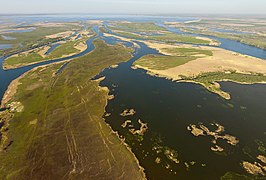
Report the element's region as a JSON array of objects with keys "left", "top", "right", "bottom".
[
  {"left": 133, "top": 41, "right": 266, "bottom": 99},
  {"left": 0, "top": 39, "right": 145, "bottom": 179},
  {"left": 0, "top": 60, "right": 72, "bottom": 107},
  {"left": 3, "top": 34, "right": 91, "bottom": 70}
]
